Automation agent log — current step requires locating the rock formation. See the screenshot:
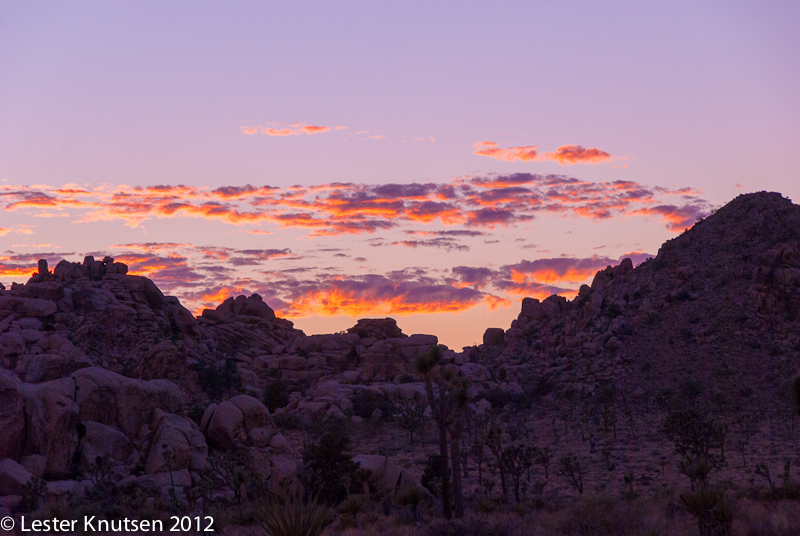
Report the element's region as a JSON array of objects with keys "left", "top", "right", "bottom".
[{"left": 1, "top": 192, "right": 799, "bottom": 523}]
